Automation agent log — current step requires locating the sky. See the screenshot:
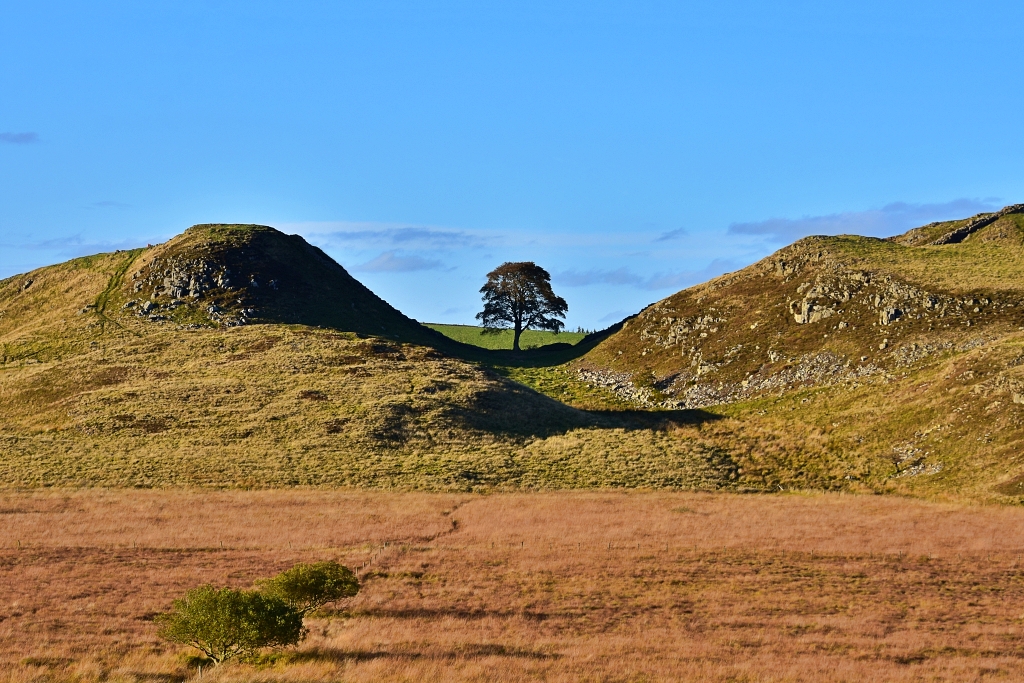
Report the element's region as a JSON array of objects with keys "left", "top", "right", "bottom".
[{"left": 2, "top": 1, "right": 1022, "bottom": 329}]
